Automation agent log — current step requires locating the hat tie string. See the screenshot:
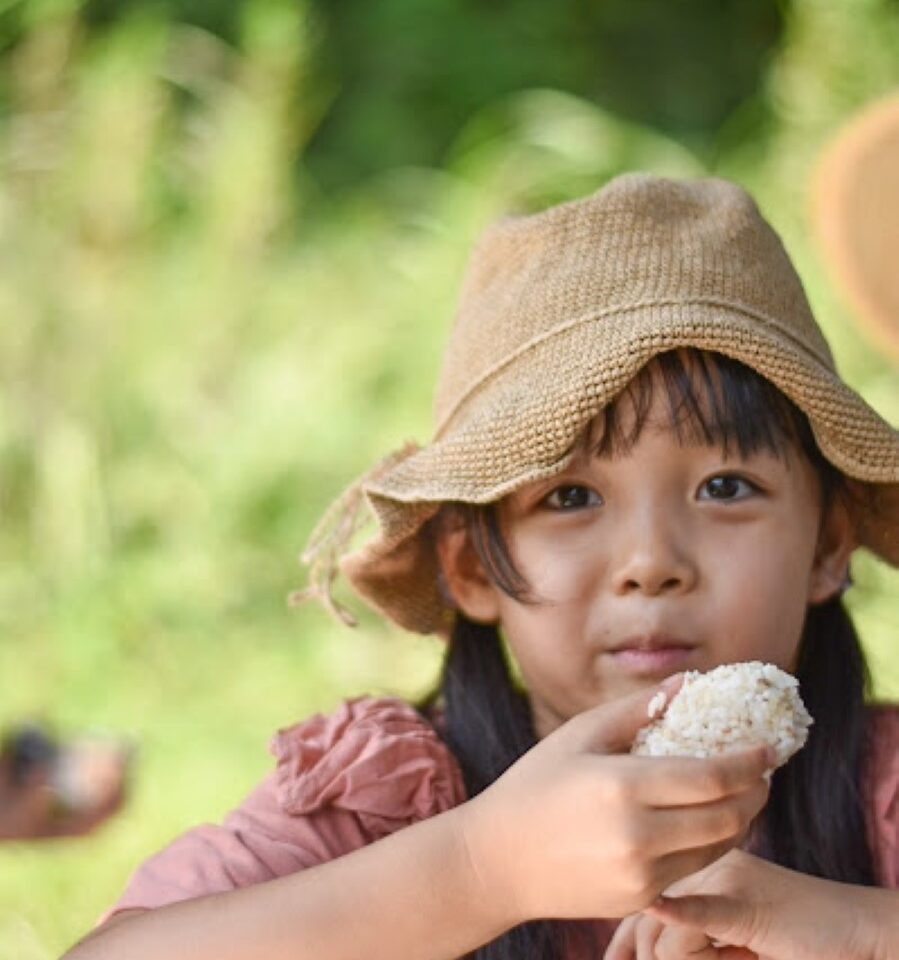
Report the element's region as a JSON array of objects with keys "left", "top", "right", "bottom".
[{"left": 288, "top": 442, "right": 421, "bottom": 627}]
